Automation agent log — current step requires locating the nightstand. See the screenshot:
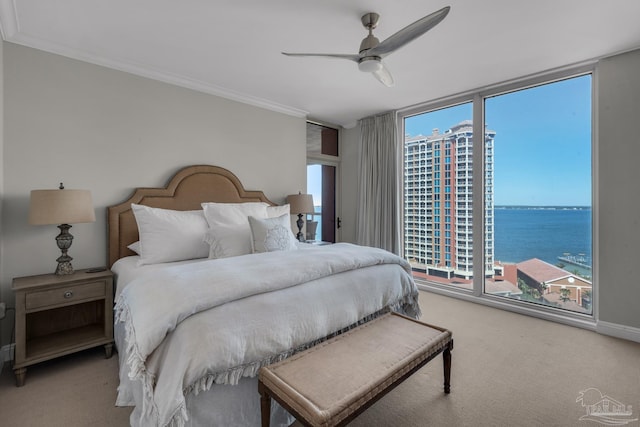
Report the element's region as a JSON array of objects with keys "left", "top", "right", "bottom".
[
  {"left": 304, "top": 240, "right": 333, "bottom": 246},
  {"left": 12, "top": 268, "right": 114, "bottom": 387}
]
